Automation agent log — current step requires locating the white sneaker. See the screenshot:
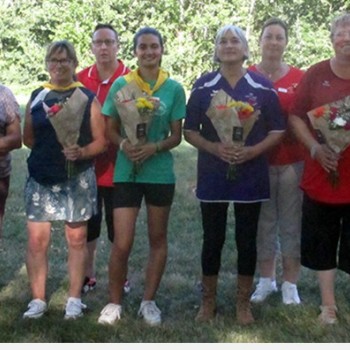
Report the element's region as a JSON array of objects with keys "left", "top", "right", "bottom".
[
  {"left": 64, "top": 297, "right": 87, "bottom": 320},
  {"left": 281, "top": 281, "right": 301, "bottom": 305},
  {"left": 138, "top": 300, "right": 161, "bottom": 326},
  {"left": 23, "top": 299, "right": 47, "bottom": 319},
  {"left": 250, "top": 278, "right": 278, "bottom": 303},
  {"left": 98, "top": 303, "right": 122, "bottom": 325}
]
